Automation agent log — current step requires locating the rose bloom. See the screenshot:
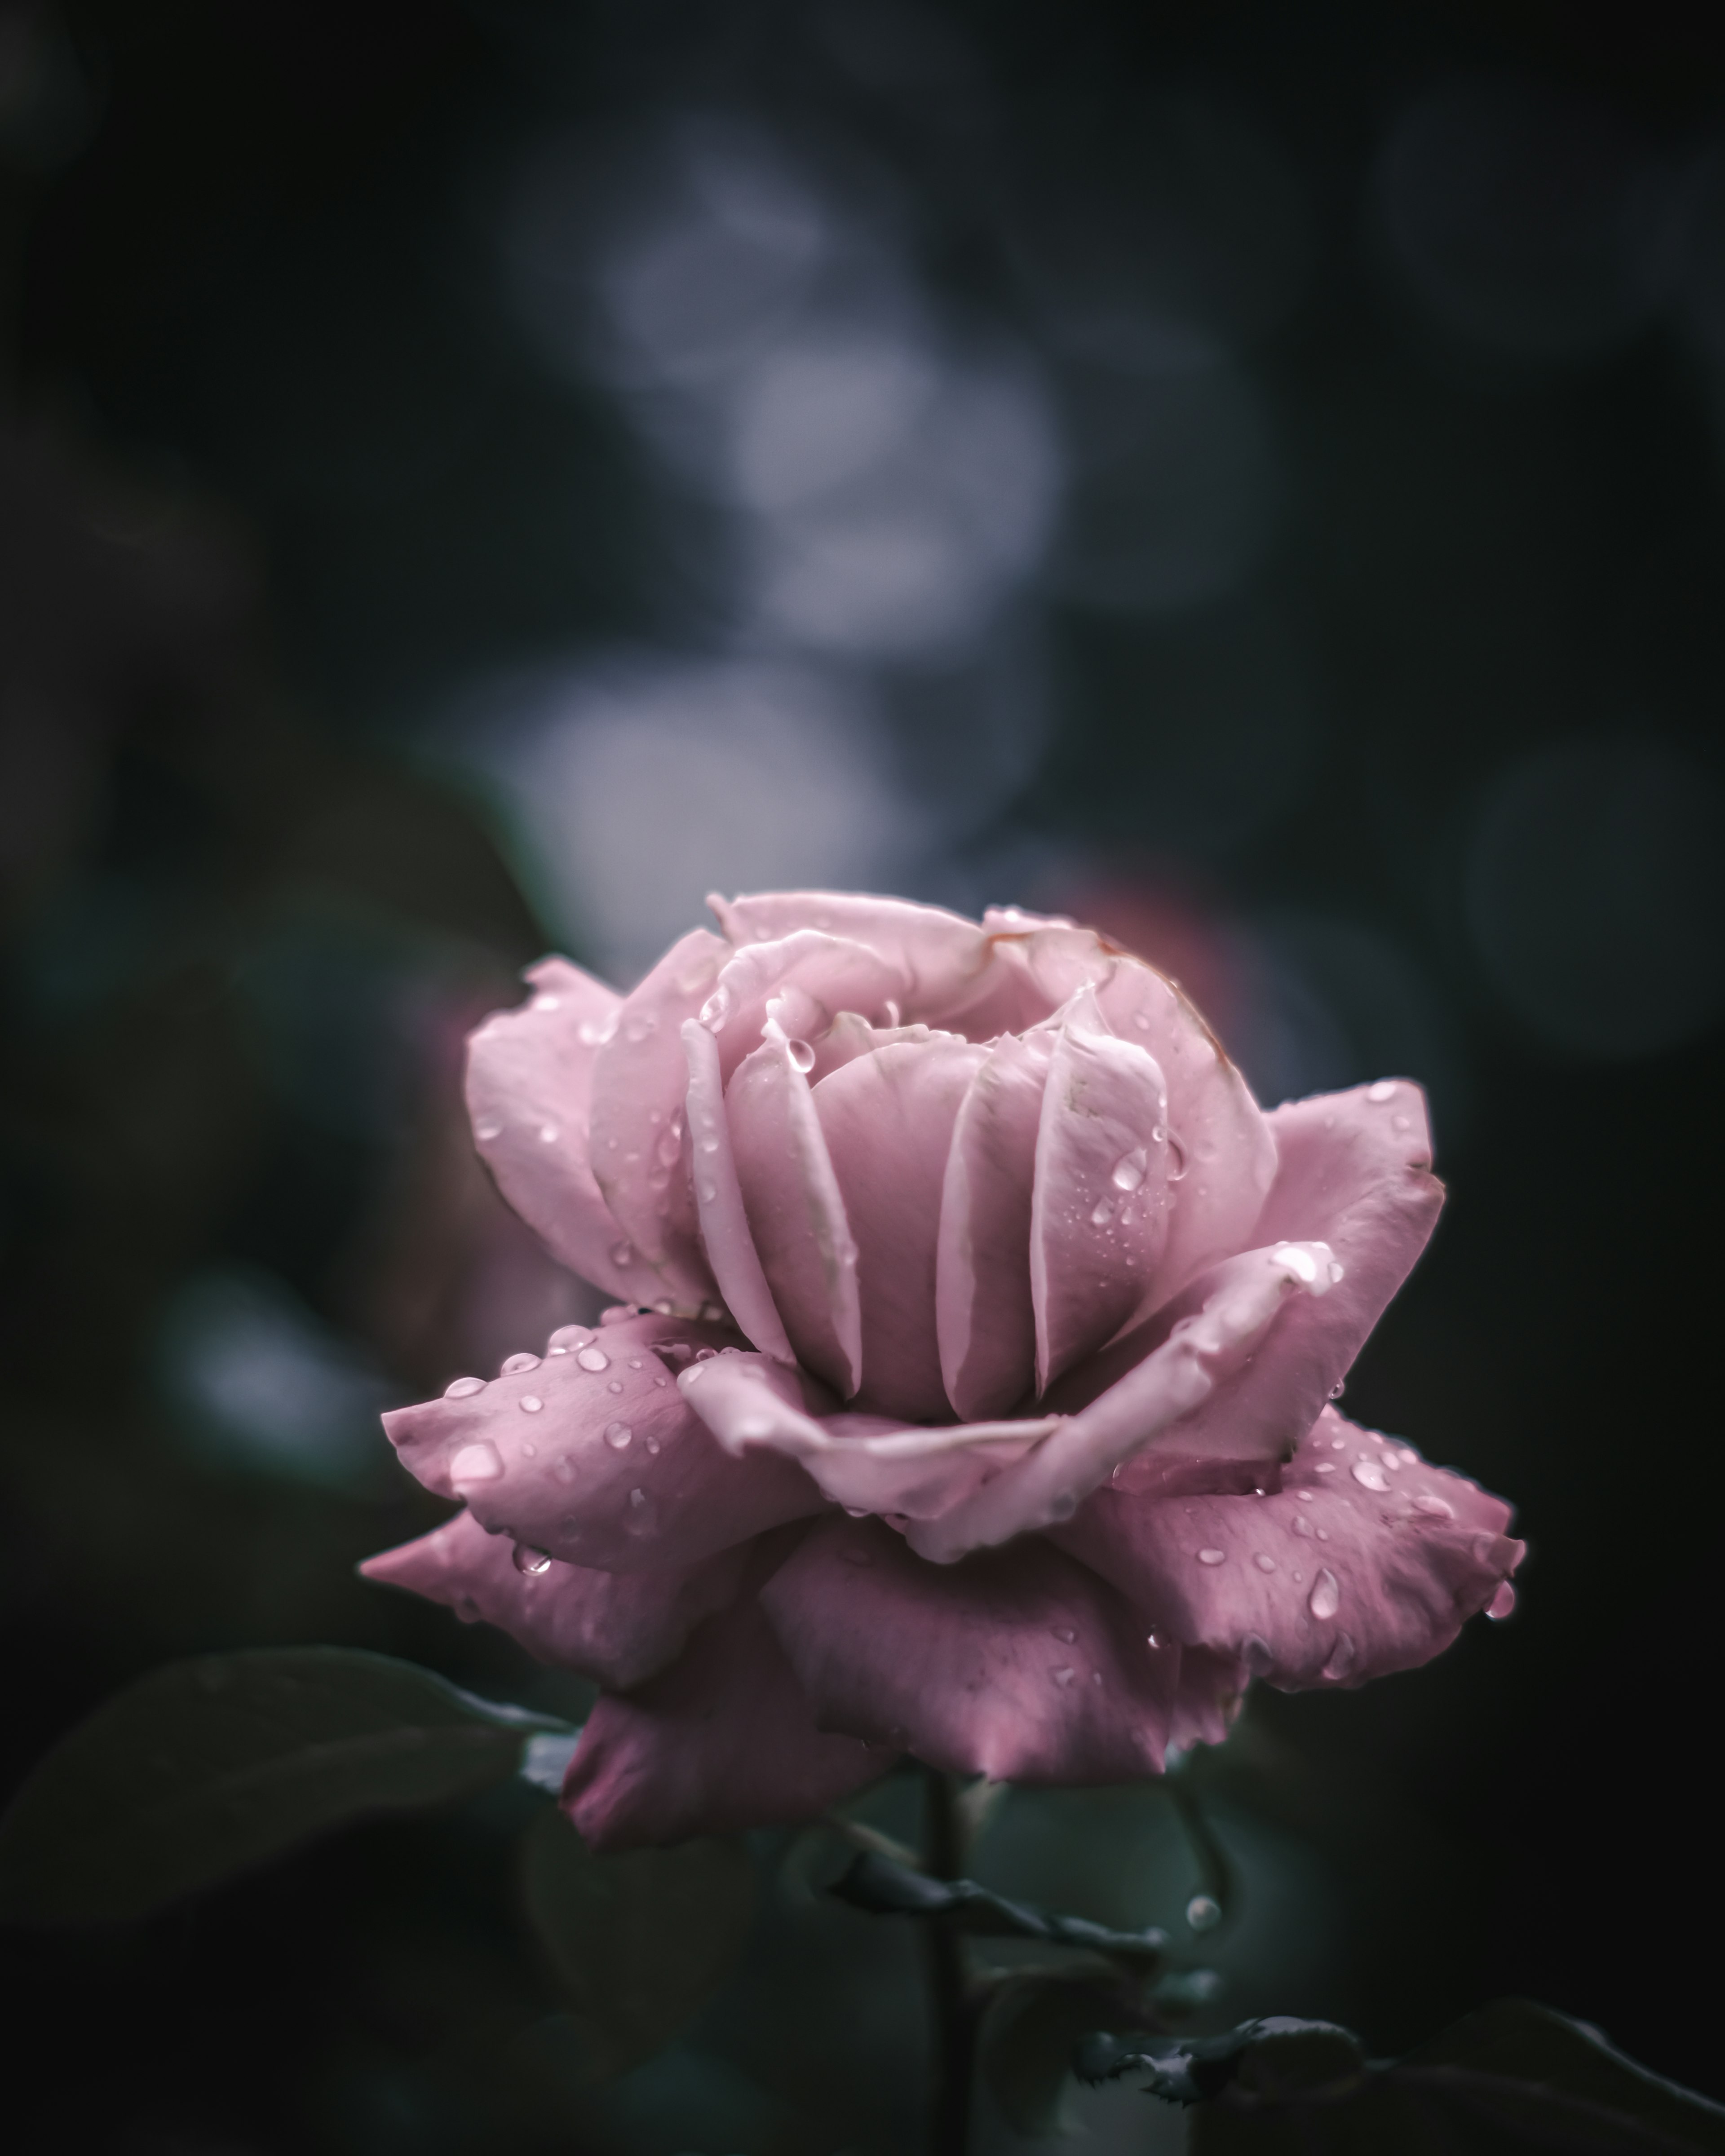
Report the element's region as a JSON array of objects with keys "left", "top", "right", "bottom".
[{"left": 364, "top": 893, "right": 1522, "bottom": 1849}]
